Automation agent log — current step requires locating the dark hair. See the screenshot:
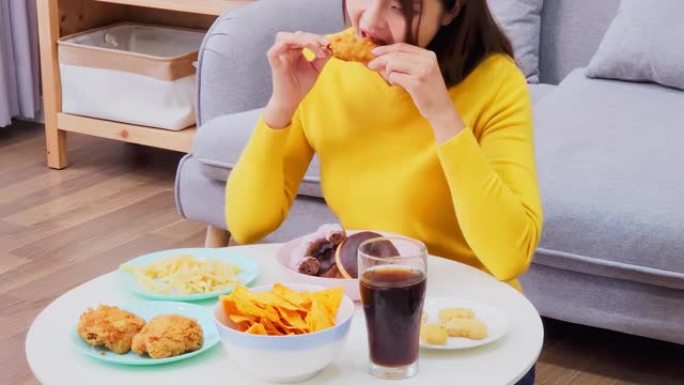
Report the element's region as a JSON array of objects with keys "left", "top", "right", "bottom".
[{"left": 343, "top": 0, "right": 514, "bottom": 87}]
